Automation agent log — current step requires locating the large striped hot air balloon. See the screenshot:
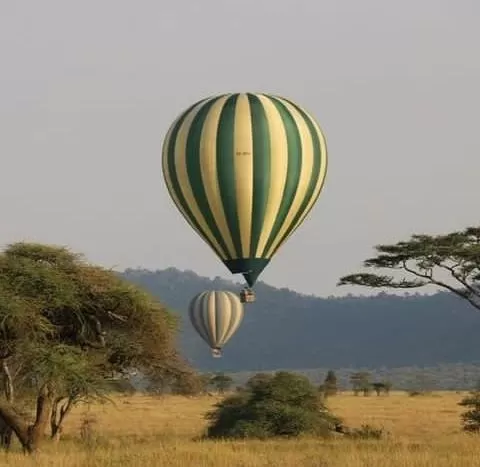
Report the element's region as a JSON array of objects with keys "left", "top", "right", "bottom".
[
  {"left": 189, "top": 290, "right": 244, "bottom": 357},
  {"left": 162, "top": 93, "right": 328, "bottom": 302}
]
